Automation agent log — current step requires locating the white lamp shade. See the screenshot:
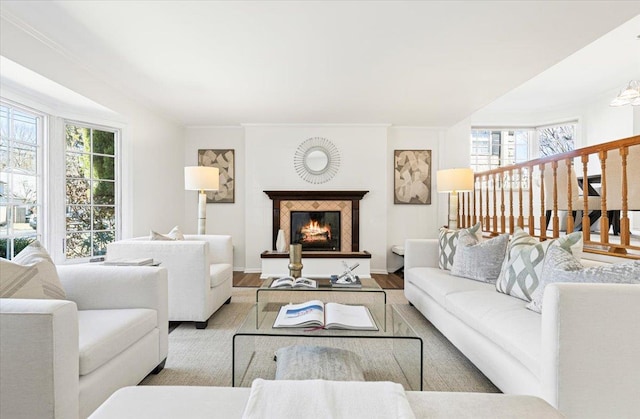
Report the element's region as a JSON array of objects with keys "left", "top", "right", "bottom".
[
  {"left": 437, "top": 168, "right": 474, "bottom": 193},
  {"left": 184, "top": 166, "right": 219, "bottom": 191}
]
